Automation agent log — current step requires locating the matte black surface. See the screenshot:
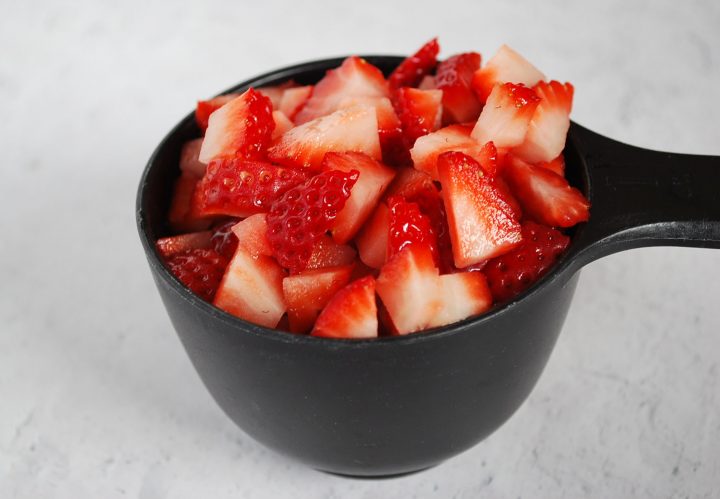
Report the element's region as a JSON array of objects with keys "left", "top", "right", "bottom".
[{"left": 136, "top": 56, "right": 720, "bottom": 477}]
